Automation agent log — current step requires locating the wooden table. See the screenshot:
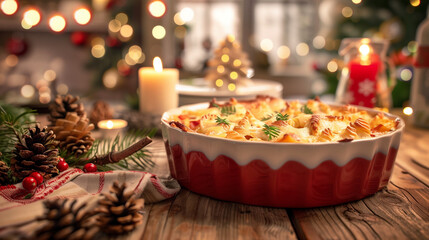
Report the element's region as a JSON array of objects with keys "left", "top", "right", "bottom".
[{"left": 140, "top": 124, "right": 429, "bottom": 240}]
